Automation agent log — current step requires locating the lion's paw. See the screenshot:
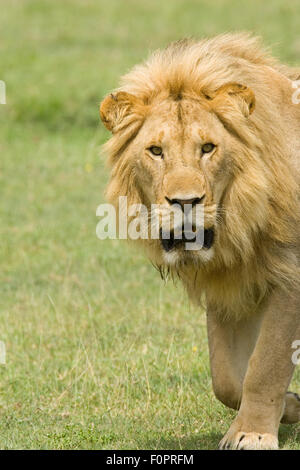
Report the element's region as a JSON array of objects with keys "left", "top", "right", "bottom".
[{"left": 219, "top": 431, "right": 278, "bottom": 450}]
